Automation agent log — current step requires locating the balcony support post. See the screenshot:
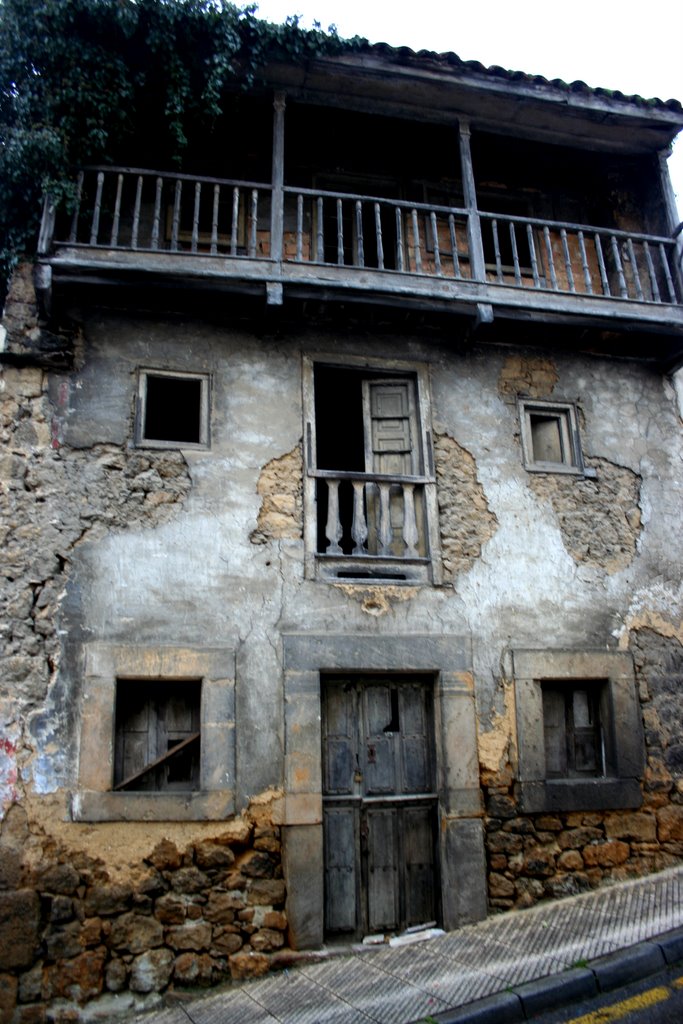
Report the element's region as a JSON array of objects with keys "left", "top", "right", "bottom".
[
  {"left": 658, "top": 149, "right": 683, "bottom": 297},
  {"left": 269, "top": 90, "right": 286, "bottom": 302},
  {"left": 458, "top": 120, "right": 487, "bottom": 283}
]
